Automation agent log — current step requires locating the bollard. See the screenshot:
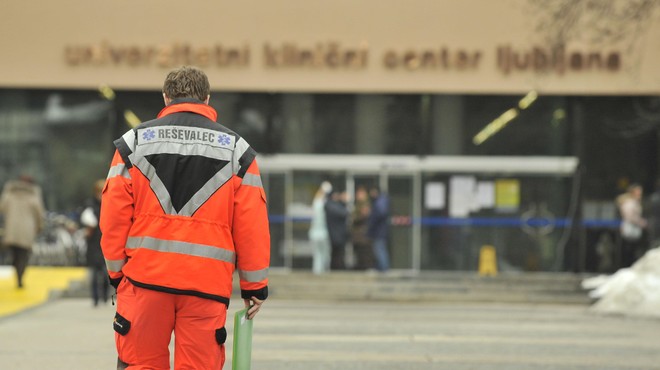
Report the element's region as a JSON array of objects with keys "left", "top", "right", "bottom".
[{"left": 478, "top": 245, "right": 498, "bottom": 277}]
